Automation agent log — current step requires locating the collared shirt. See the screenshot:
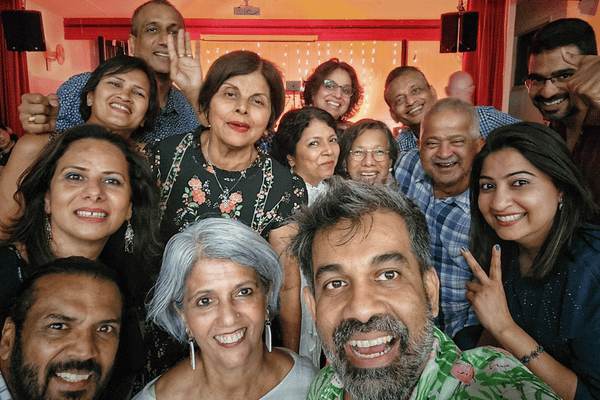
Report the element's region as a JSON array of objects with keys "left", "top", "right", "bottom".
[
  {"left": 0, "top": 371, "right": 13, "bottom": 400},
  {"left": 56, "top": 72, "right": 200, "bottom": 144},
  {"left": 394, "top": 149, "right": 477, "bottom": 339},
  {"left": 307, "top": 327, "right": 560, "bottom": 400},
  {"left": 395, "top": 106, "right": 520, "bottom": 152}
]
